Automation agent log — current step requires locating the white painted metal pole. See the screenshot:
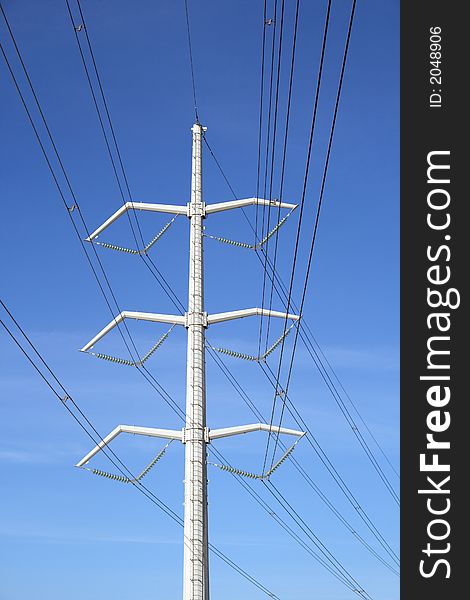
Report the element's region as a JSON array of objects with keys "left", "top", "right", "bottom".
[
  {"left": 76, "top": 123, "right": 305, "bottom": 600},
  {"left": 183, "top": 122, "right": 209, "bottom": 600}
]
